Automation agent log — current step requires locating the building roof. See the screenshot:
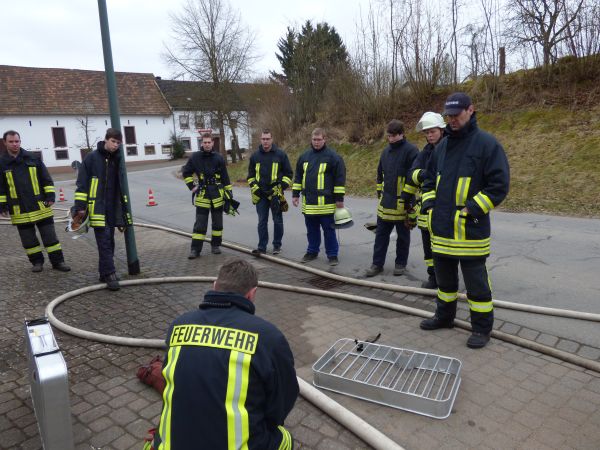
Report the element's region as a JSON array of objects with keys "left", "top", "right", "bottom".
[
  {"left": 155, "top": 78, "right": 279, "bottom": 112},
  {"left": 0, "top": 65, "right": 172, "bottom": 116}
]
